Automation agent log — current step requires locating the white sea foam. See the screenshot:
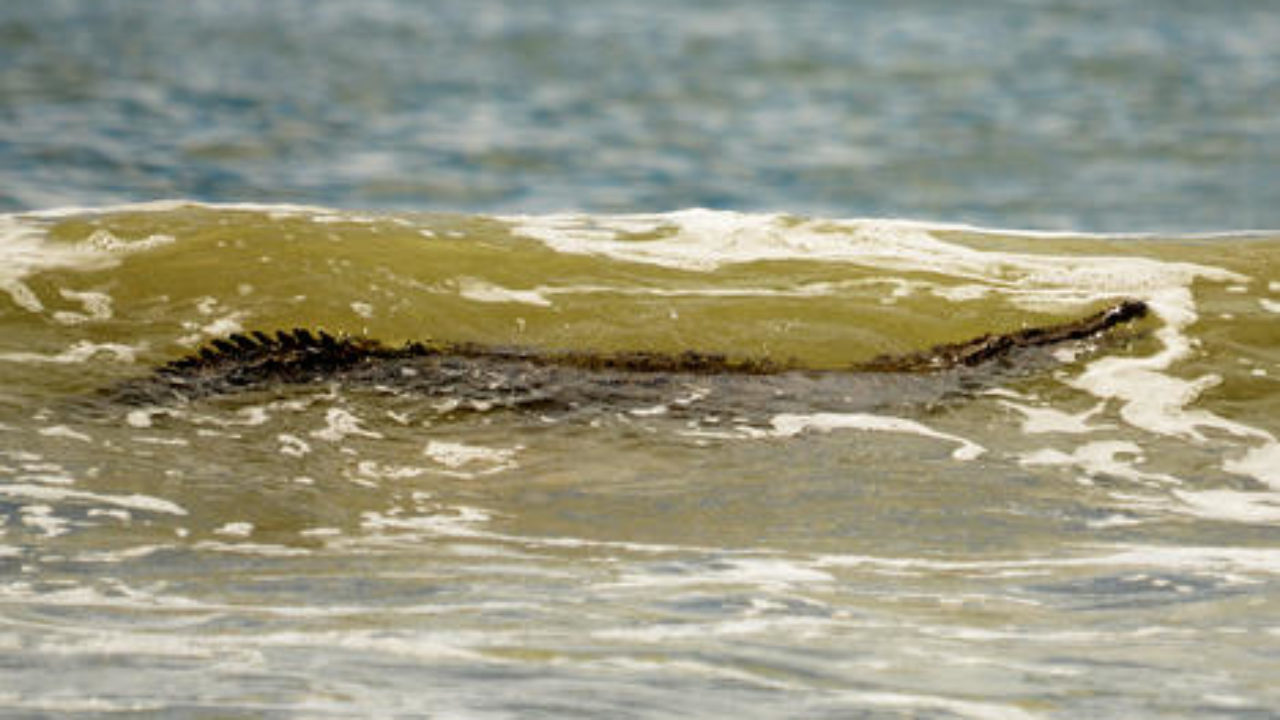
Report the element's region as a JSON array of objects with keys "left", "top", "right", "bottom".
[
  {"left": 1124, "top": 483, "right": 1279, "bottom": 527},
  {"left": 126, "top": 408, "right": 163, "bottom": 428},
  {"left": 21, "top": 504, "right": 70, "bottom": 537},
  {"left": 191, "top": 316, "right": 249, "bottom": 345},
  {"left": 1068, "top": 288, "right": 1263, "bottom": 441},
  {"left": 132, "top": 436, "right": 189, "bottom": 447},
  {"left": 815, "top": 544, "right": 1280, "bottom": 577},
  {"left": 504, "top": 211, "right": 1243, "bottom": 287},
  {"left": 213, "top": 522, "right": 254, "bottom": 538},
  {"left": 359, "top": 505, "right": 494, "bottom": 538},
  {"left": 0, "top": 220, "right": 154, "bottom": 365},
  {"left": 999, "top": 401, "right": 1111, "bottom": 435},
  {"left": 37, "top": 425, "right": 94, "bottom": 443},
  {"left": 310, "top": 408, "right": 384, "bottom": 442},
  {"left": 52, "top": 288, "right": 114, "bottom": 325},
  {"left": 355, "top": 461, "right": 427, "bottom": 481},
  {"left": 0, "top": 340, "right": 141, "bottom": 364},
  {"left": 14, "top": 460, "right": 76, "bottom": 485},
  {"left": 1170, "top": 490, "right": 1280, "bottom": 524},
  {"left": 190, "top": 541, "right": 311, "bottom": 556},
  {"left": 0, "top": 484, "right": 186, "bottom": 515},
  {"left": 1019, "top": 441, "right": 1180, "bottom": 487},
  {"left": 334, "top": 504, "right": 708, "bottom": 558},
  {"left": 1, "top": 211, "right": 177, "bottom": 331},
  {"left": 423, "top": 440, "right": 521, "bottom": 477},
  {"left": 770, "top": 412, "right": 986, "bottom": 460},
  {"left": 1223, "top": 442, "right": 1280, "bottom": 489},
  {"left": 81, "top": 228, "right": 176, "bottom": 253},
  {"left": 456, "top": 277, "right": 552, "bottom": 306},
  {"left": 1090, "top": 545, "right": 1280, "bottom": 575},
  {"left": 0, "top": 215, "right": 115, "bottom": 313},
  {"left": 277, "top": 433, "right": 312, "bottom": 458}
]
